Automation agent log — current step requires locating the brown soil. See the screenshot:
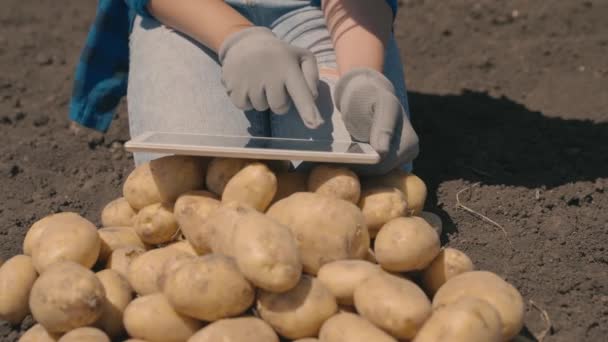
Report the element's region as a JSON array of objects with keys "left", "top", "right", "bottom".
[{"left": 1, "top": 0, "right": 607, "bottom": 341}]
